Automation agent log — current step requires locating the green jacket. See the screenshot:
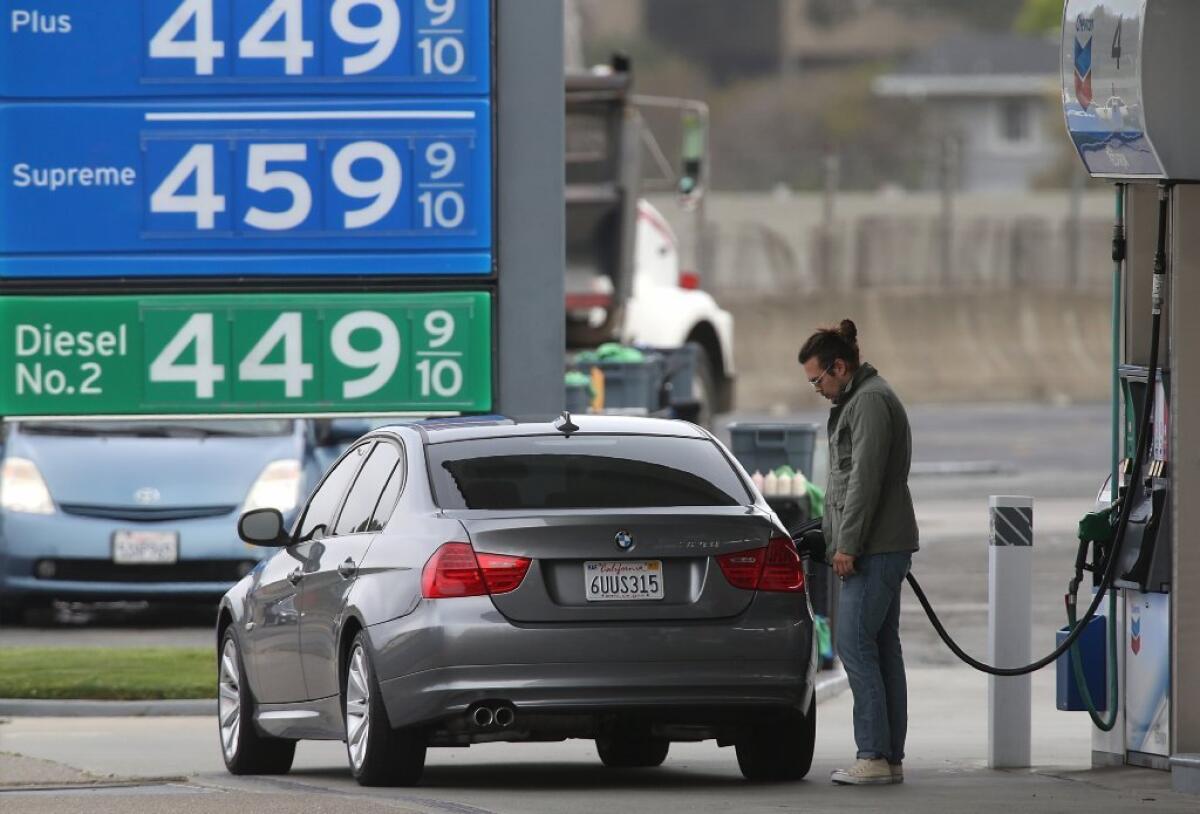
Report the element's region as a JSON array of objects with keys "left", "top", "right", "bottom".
[{"left": 822, "top": 363, "right": 919, "bottom": 560}]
